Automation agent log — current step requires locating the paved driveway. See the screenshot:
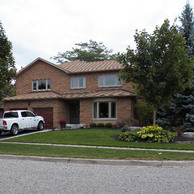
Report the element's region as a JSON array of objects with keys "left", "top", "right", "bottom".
[{"left": 0, "top": 129, "right": 51, "bottom": 140}]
